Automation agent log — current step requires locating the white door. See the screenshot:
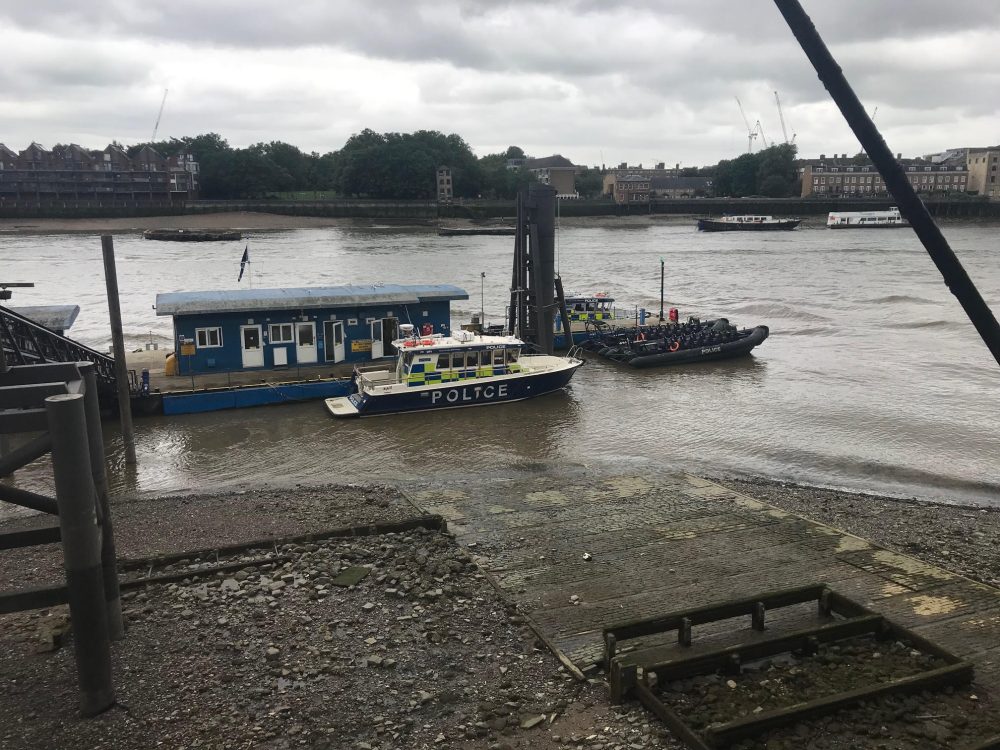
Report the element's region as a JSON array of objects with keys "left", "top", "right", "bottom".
[
  {"left": 240, "top": 325, "right": 264, "bottom": 368},
  {"left": 296, "top": 322, "right": 317, "bottom": 364},
  {"left": 324, "top": 321, "right": 345, "bottom": 363},
  {"left": 370, "top": 320, "right": 383, "bottom": 359}
]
